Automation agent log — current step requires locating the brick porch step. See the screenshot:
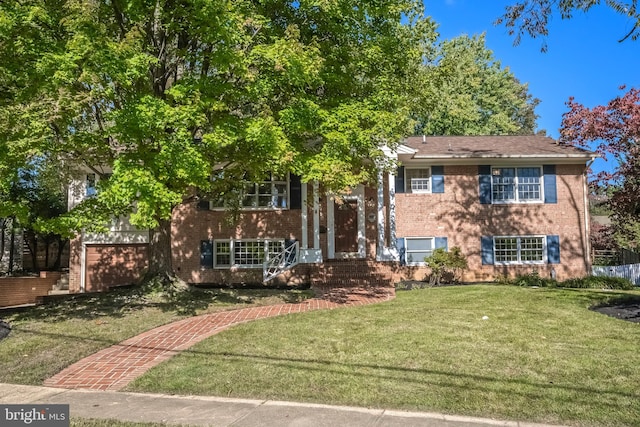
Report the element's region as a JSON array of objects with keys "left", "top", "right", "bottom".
[{"left": 309, "top": 259, "right": 398, "bottom": 288}]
